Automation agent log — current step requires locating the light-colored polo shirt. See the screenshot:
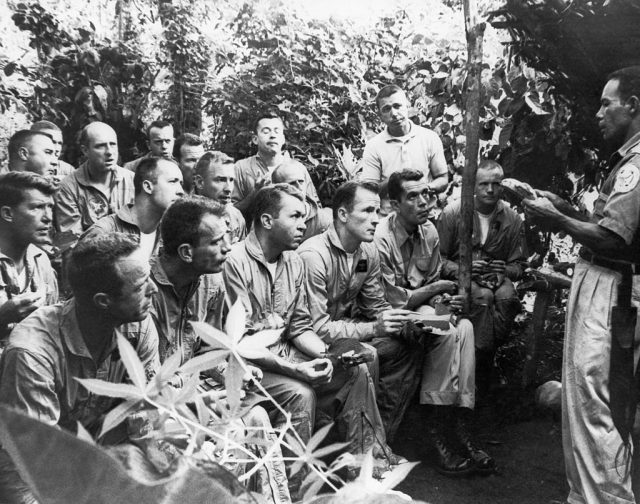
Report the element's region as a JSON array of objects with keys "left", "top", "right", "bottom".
[{"left": 360, "top": 123, "right": 447, "bottom": 184}]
